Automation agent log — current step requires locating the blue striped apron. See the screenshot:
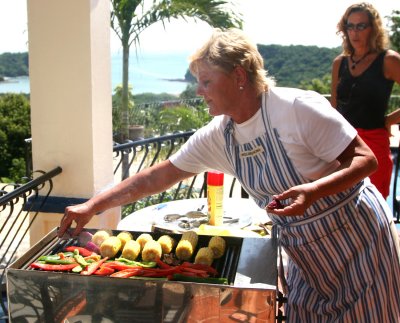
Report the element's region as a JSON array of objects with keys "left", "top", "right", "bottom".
[{"left": 223, "top": 93, "right": 400, "bottom": 322}]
